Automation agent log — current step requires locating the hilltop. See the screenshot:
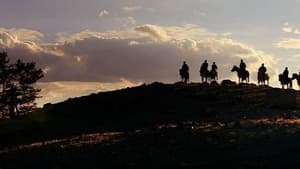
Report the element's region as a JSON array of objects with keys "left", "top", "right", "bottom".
[{"left": 1, "top": 80, "right": 300, "bottom": 169}]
